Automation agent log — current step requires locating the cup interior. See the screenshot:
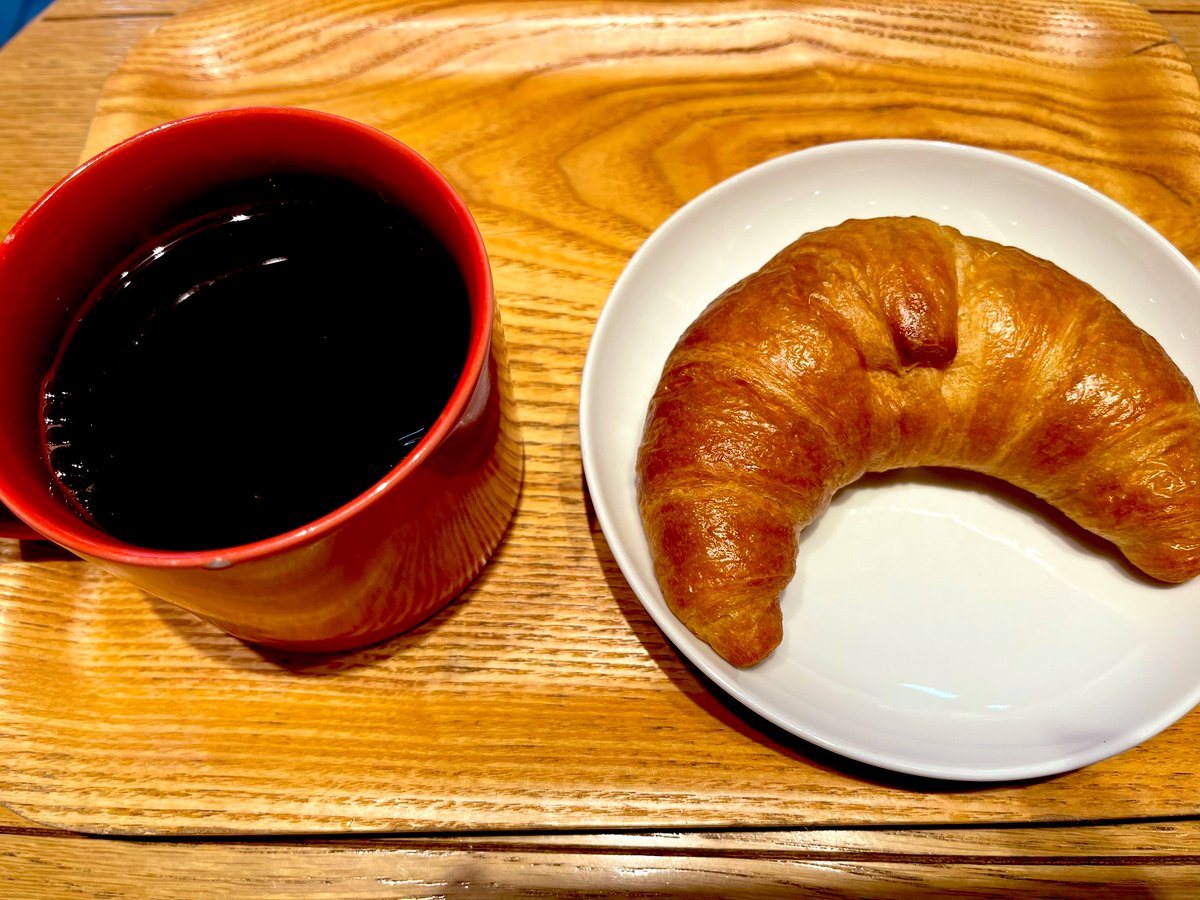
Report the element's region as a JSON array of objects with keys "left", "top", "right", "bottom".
[{"left": 0, "top": 107, "right": 492, "bottom": 558}]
